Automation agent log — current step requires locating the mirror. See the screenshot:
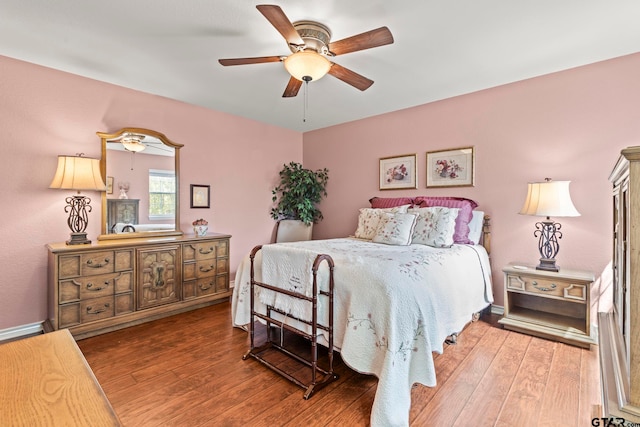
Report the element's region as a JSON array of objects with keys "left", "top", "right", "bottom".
[{"left": 97, "top": 128, "right": 183, "bottom": 241}]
